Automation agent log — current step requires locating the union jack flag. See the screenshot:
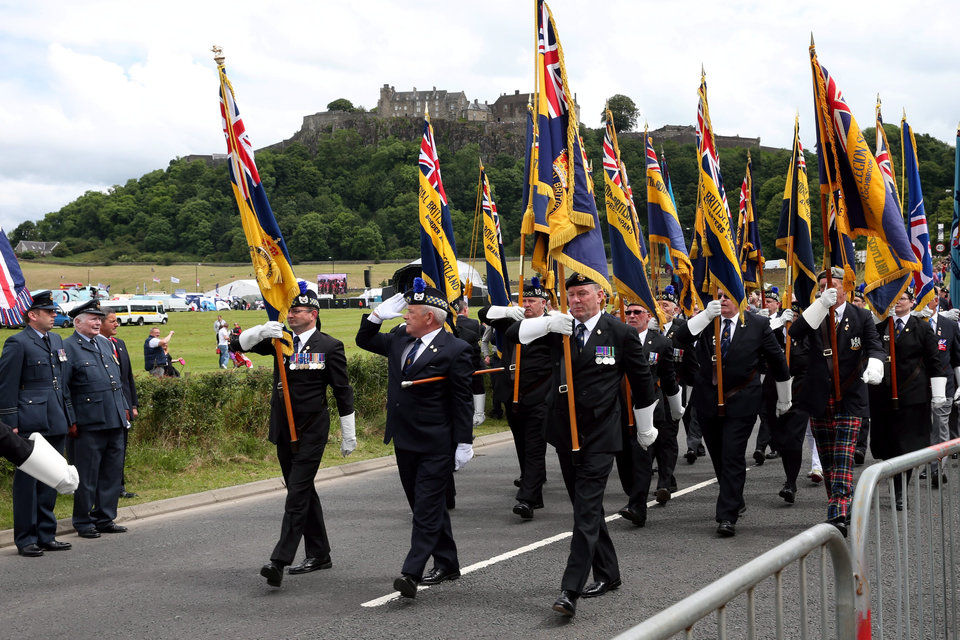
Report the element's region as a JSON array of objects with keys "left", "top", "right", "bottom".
[
  {"left": 903, "top": 116, "right": 935, "bottom": 310},
  {"left": 537, "top": 1, "right": 567, "bottom": 120},
  {"left": 874, "top": 103, "right": 899, "bottom": 200},
  {"left": 419, "top": 121, "right": 449, "bottom": 207},
  {"left": 0, "top": 226, "right": 32, "bottom": 326}
]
